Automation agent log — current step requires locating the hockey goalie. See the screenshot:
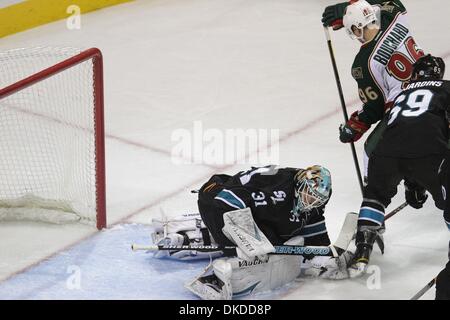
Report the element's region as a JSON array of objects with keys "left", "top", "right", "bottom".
[{"left": 149, "top": 165, "right": 355, "bottom": 300}]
